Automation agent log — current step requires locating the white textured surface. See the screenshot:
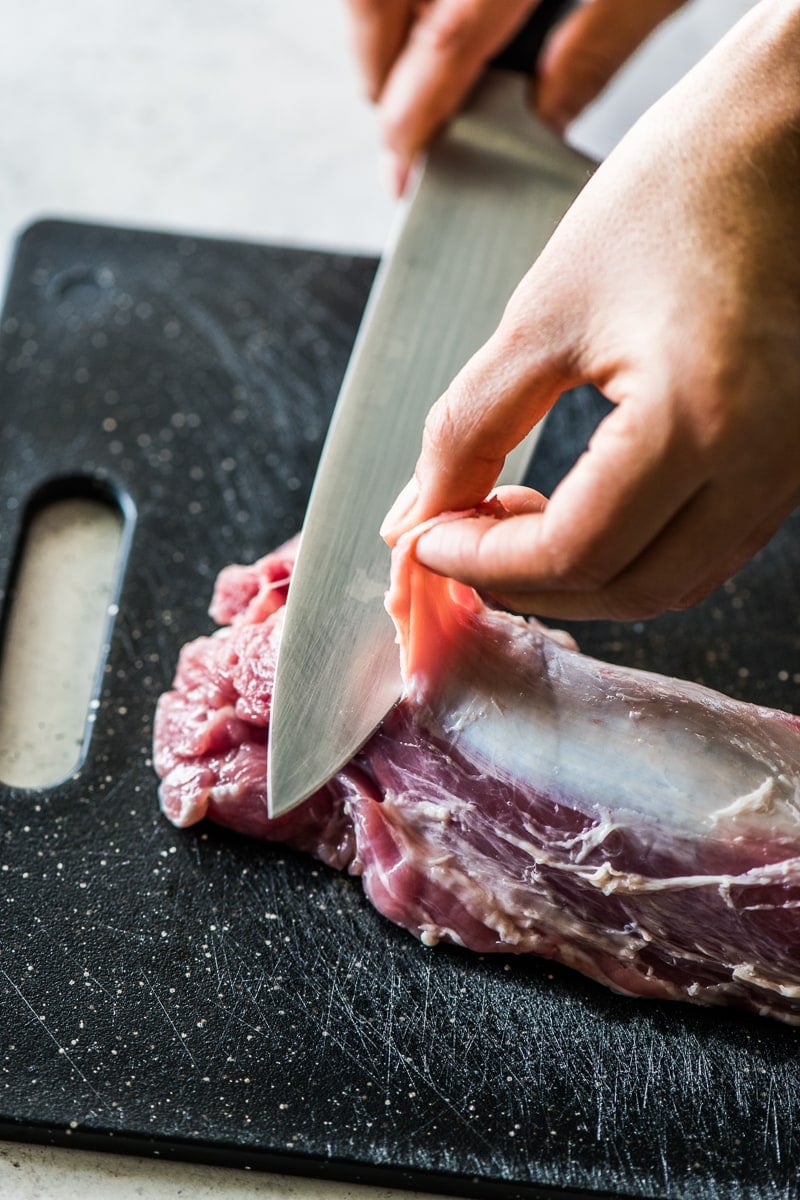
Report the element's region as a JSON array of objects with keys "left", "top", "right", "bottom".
[
  {"left": 0, "top": 0, "right": 755, "bottom": 1196},
  {"left": 0, "top": 1141, "right": 443, "bottom": 1200},
  {"left": 0, "top": 0, "right": 394, "bottom": 287},
  {"left": 0, "top": 0, "right": 755, "bottom": 280}
]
